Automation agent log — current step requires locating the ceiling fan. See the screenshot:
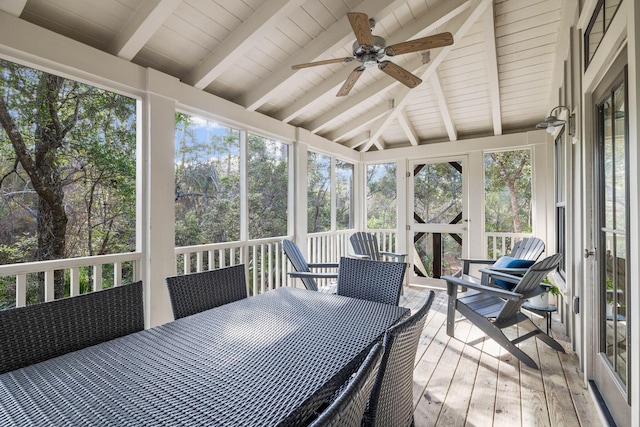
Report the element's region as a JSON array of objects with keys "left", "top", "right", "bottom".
[{"left": 291, "top": 12, "right": 454, "bottom": 97}]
